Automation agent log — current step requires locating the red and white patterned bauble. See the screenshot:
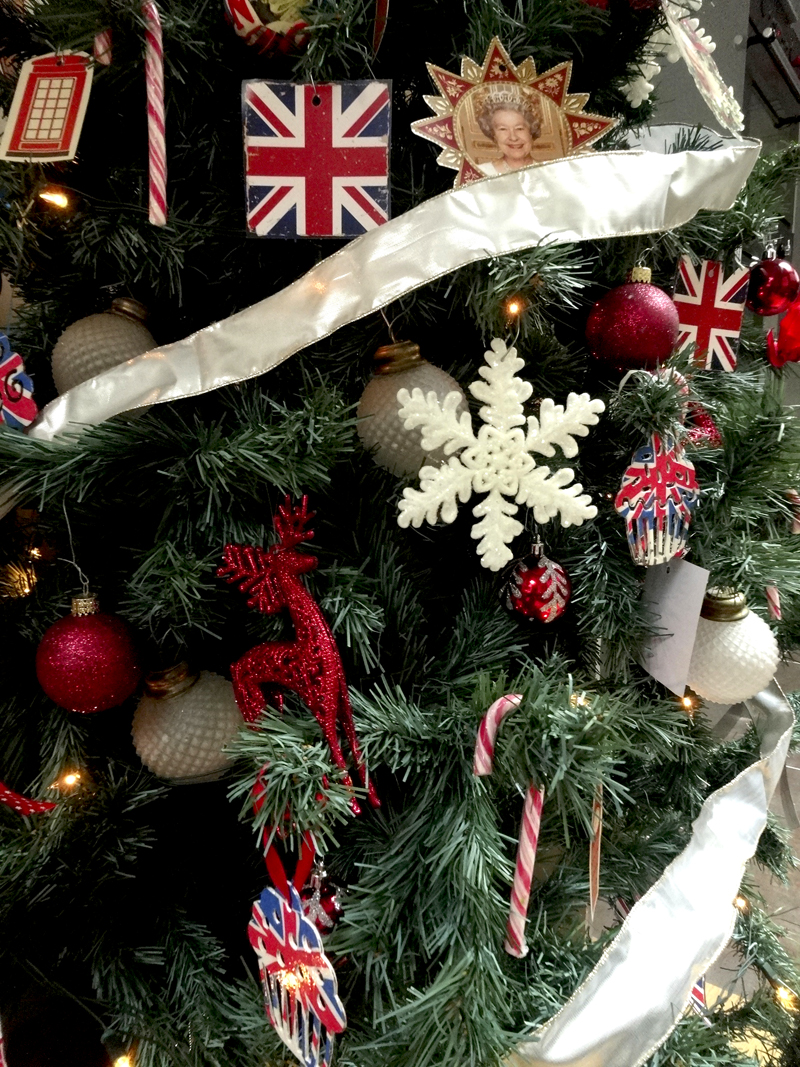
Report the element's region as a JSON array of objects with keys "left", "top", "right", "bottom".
[
  {"left": 505, "top": 546, "right": 571, "bottom": 623},
  {"left": 585, "top": 267, "right": 680, "bottom": 371},
  {"left": 35, "top": 593, "right": 141, "bottom": 713},
  {"left": 746, "top": 255, "right": 800, "bottom": 317}
]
